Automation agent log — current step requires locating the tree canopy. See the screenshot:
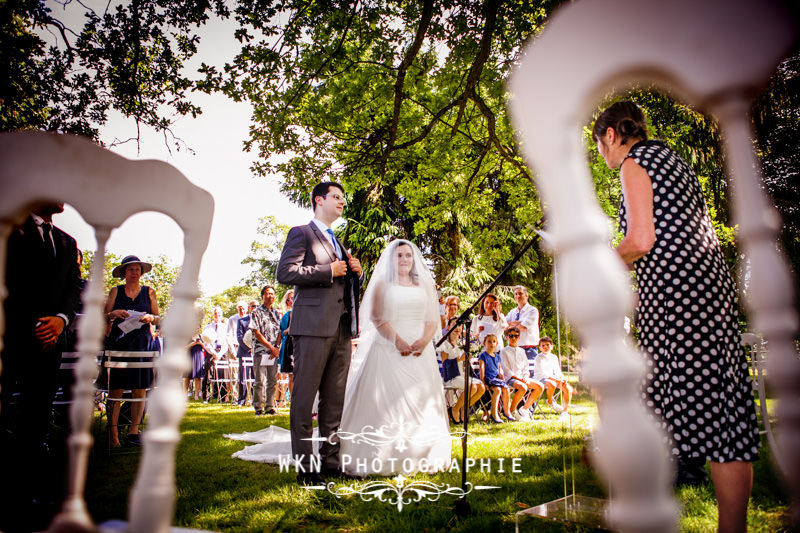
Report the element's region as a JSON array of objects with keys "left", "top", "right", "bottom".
[
  {"left": 1, "top": 0, "right": 229, "bottom": 148},
  {"left": 4, "top": 0, "right": 799, "bottom": 334},
  {"left": 202, "top": 0, "right": 564, "bottom": 305}
]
